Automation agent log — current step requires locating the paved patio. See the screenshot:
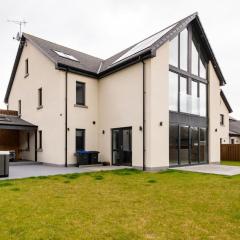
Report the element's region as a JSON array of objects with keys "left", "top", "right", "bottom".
[
  {"left": 172, "top": 164, "right": 240, "bottom": 176},
  {"left": 1, "top": 164, "right": 130, "bottom": 180}
]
